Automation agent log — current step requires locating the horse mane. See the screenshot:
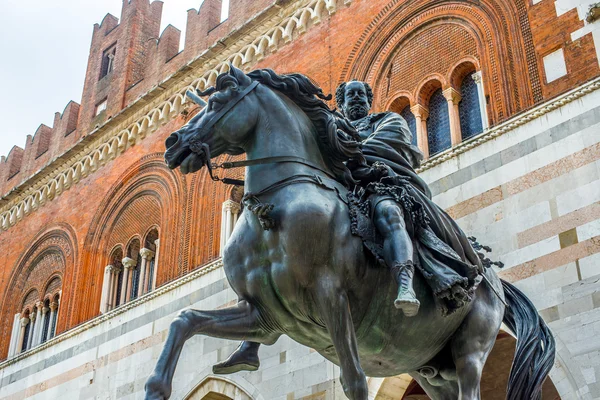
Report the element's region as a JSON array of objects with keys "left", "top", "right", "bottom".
[{"left": 245, "top": 69, "right": 364, "bottom": 187}]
